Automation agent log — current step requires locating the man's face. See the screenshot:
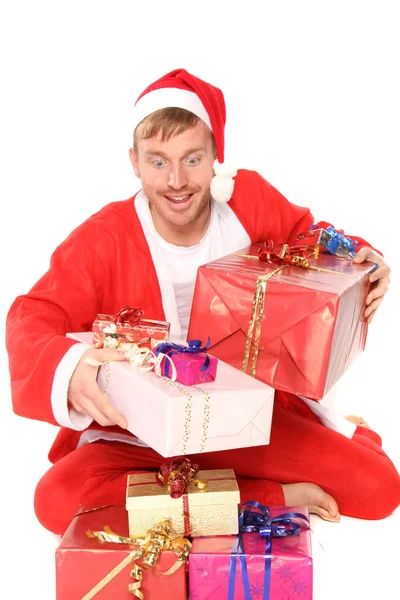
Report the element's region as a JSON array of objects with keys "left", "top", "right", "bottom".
[{"left": 129, "top": 119, "right": 215, "bottom": 238}]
